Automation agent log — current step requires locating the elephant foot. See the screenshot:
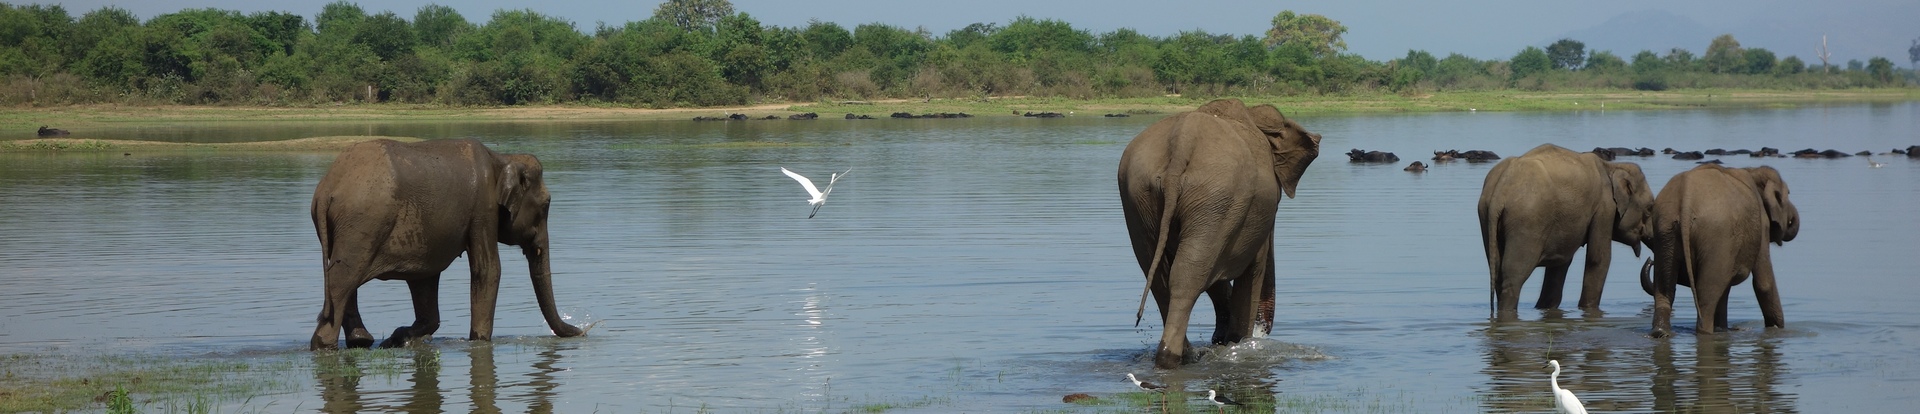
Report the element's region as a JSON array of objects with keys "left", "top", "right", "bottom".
[
  {"left": 1650, "top": 329, "right": 1671, "bottom": 339},
  {"left": 346, "top": 328, "right": 376, "bottom": 349},
  {"left": 379, "top": 326, "right": 422, "bottom": 348},
  {"left": 310, "top": 335, "right": 339, "bottom": 351}
]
